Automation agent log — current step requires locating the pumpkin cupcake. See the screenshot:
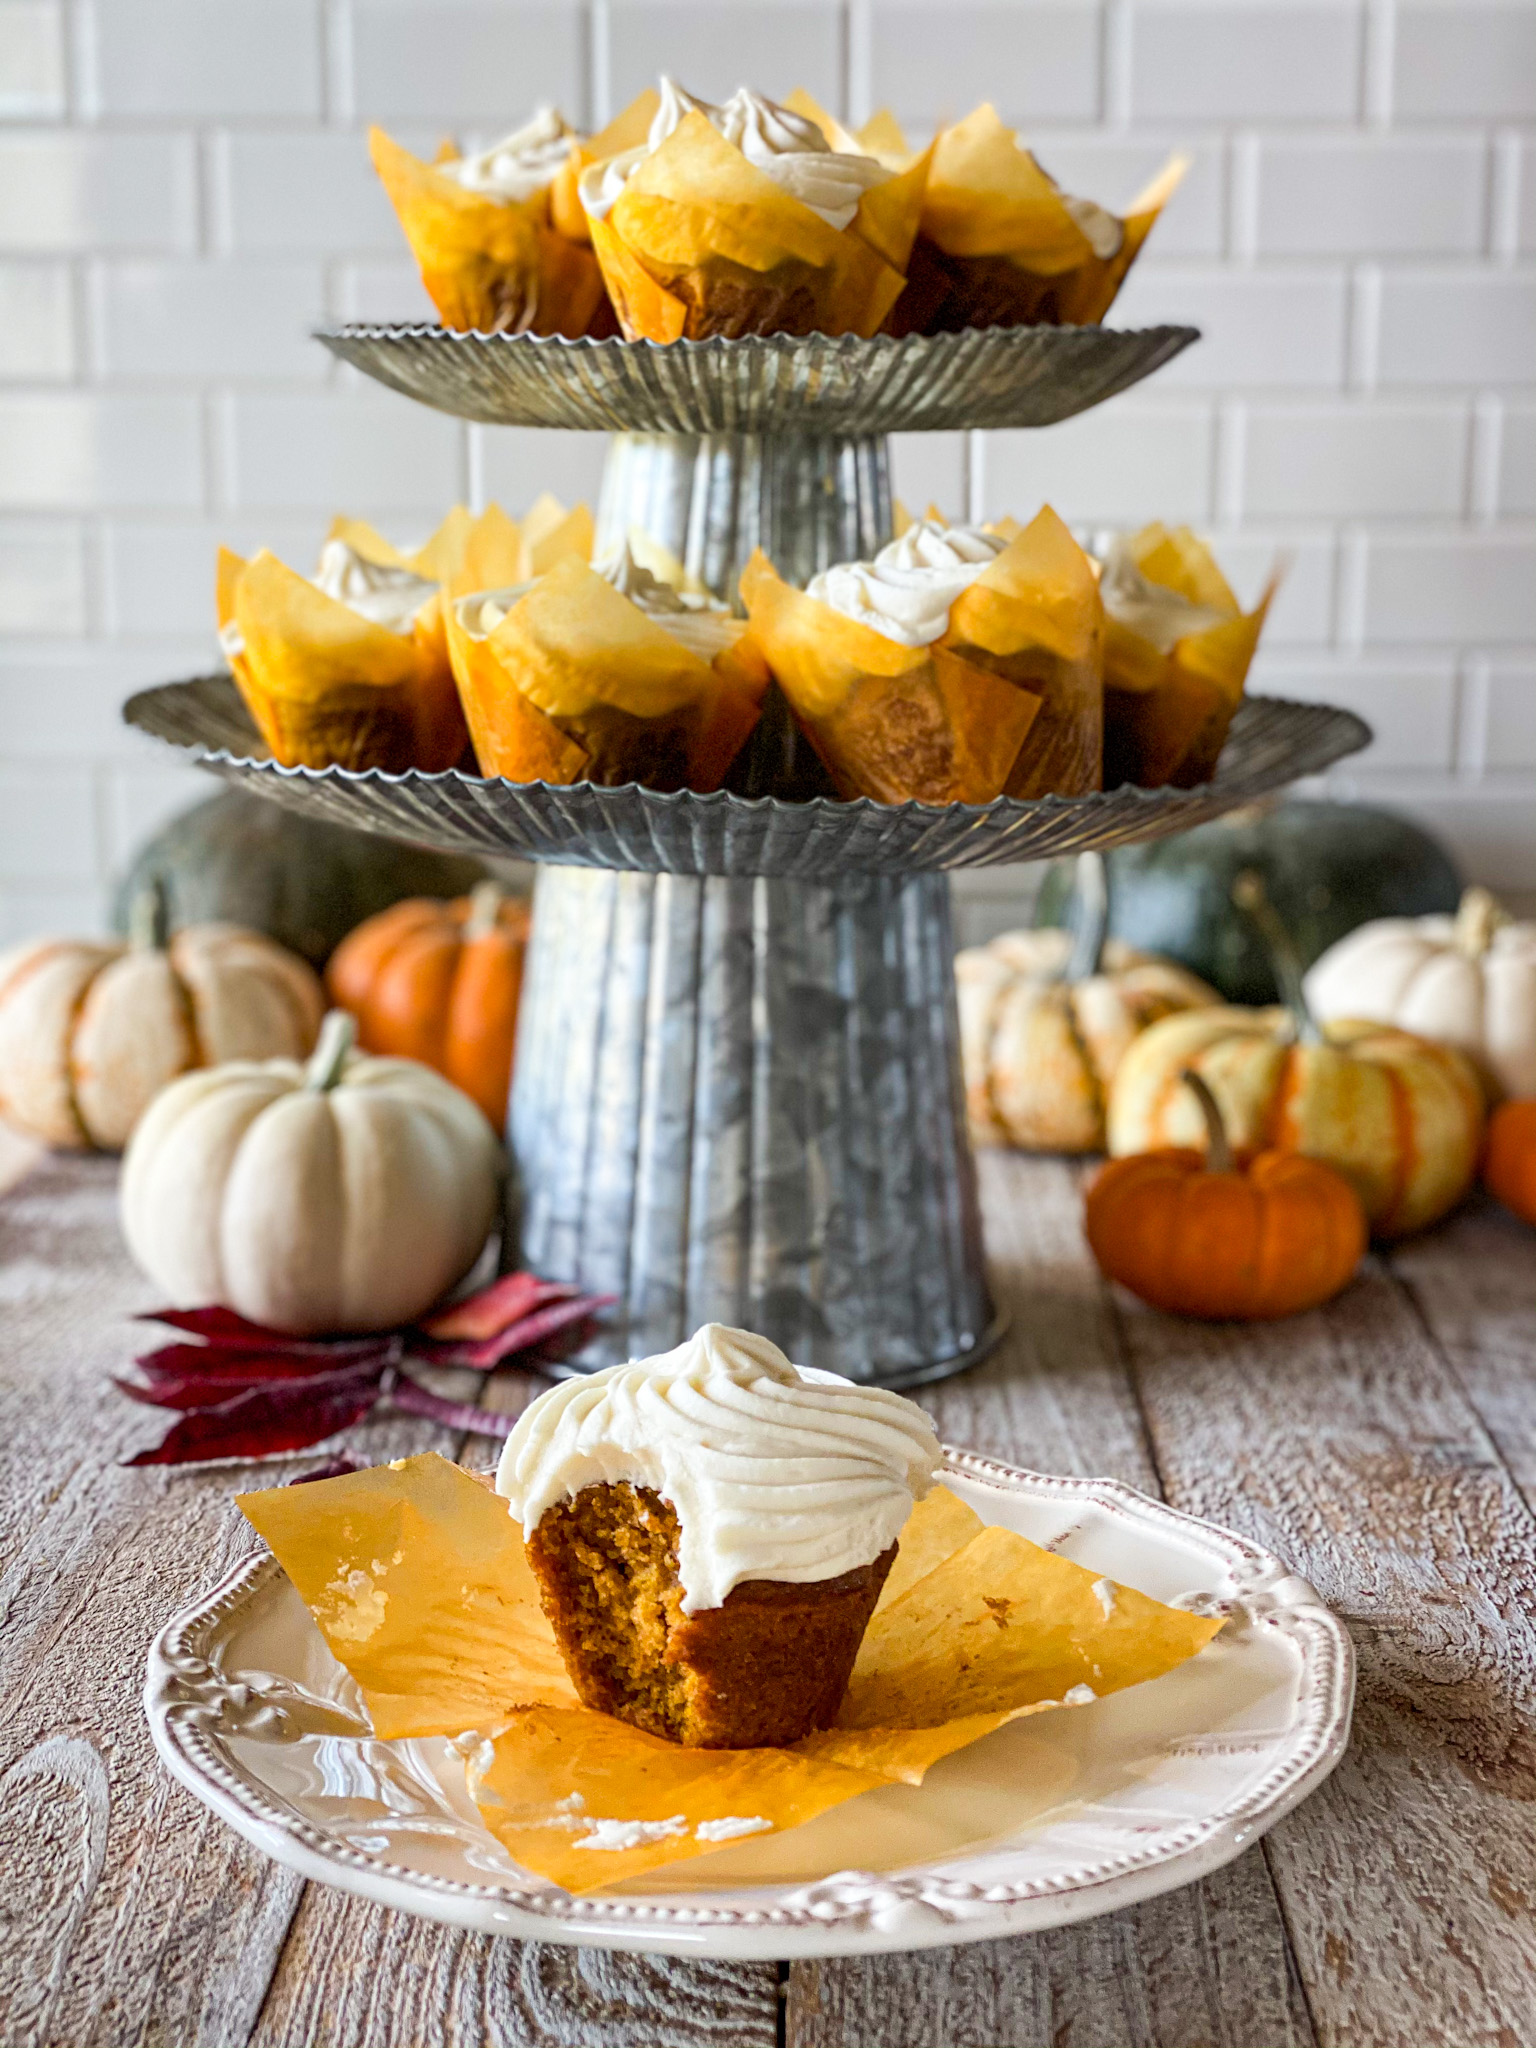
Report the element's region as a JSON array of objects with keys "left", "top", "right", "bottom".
[
  {"left": 885, "top": 104, "right": 1185, "bottom": 335},
  {"left": 740, "top": 507, "right": 1103, "bottom": 804},
  {"left": 448, "top": 545, "right": 768, "bottom": 791},
  {"left": 496, "top": 1323, "right": 941, "bottom": 1748},
  {"left": 579, "top": 77, "right": 930, "bottom": 341},
  {"left": 1097, "top": 524, "right": 1275, "bottom": 790},
  {"left": 218, "top": 523, "right": 469, "bottom": 774},
  {"left": 369, "top": 96, "right": 656, "bottom": 337}
]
